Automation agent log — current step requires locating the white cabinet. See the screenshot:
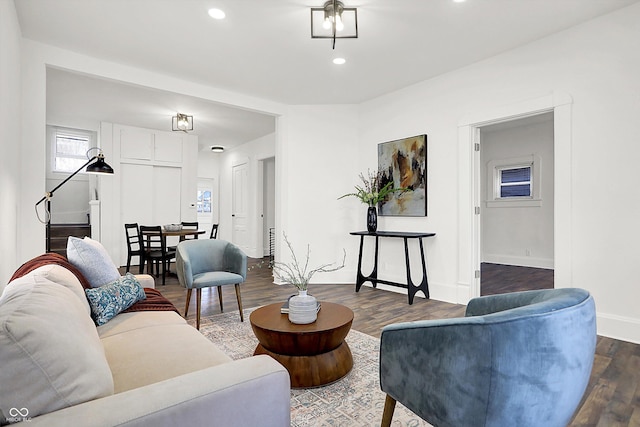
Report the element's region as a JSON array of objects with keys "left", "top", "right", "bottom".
[
  {"left": 102, "top": 123, "right": 197, "bottom": 266},
  {"left": 154, "top": 133, "right": 183, "bottom": 163},
  {"left": 120, "top": 128, "right": 183, "bottom": 164},
  {"left": 120, "top": 129, "right": 154, "bottom": 161}
]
